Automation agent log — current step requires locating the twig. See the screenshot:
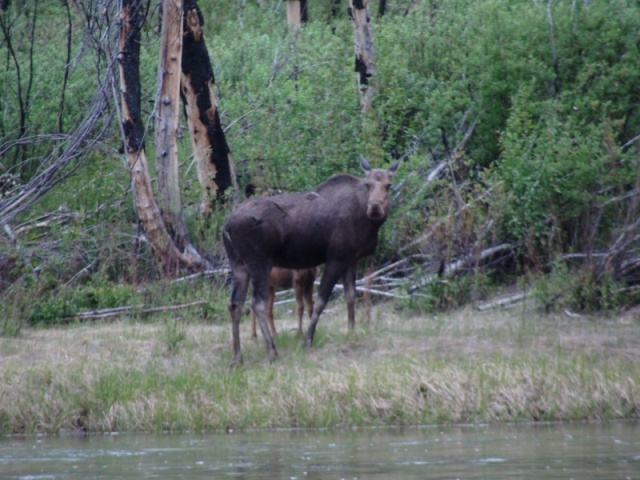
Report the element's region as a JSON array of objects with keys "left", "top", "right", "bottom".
[
  {"left": 360, "top": 254, "right": 427, "bottom": 283},
  {"left": 331, "top": 283, "right": 409, "bottom": 299},
  {"left": 169, "top": 269, "right": 230, "bottom": 283}
]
